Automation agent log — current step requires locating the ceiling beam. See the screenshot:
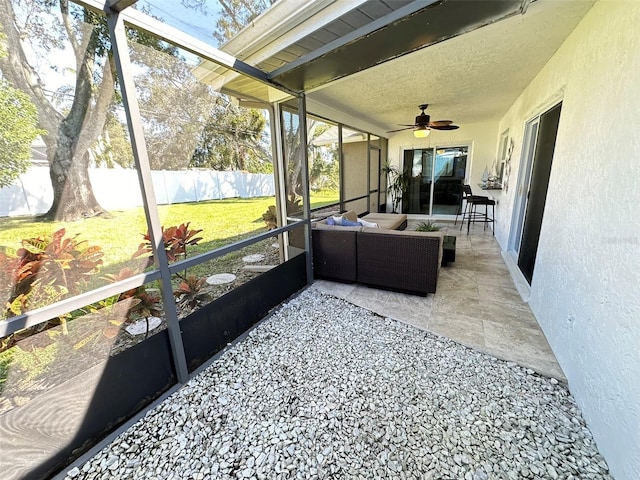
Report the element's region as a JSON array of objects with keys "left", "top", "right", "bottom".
[
  {"left": 270, "top": 0, "right": 527, "bottom": 92},
  {"left": 269, "top": 0, "right": 441, "bottom": 82},
  {"left": 106, "top": 0, "right": 138, "bottom": 13}
]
